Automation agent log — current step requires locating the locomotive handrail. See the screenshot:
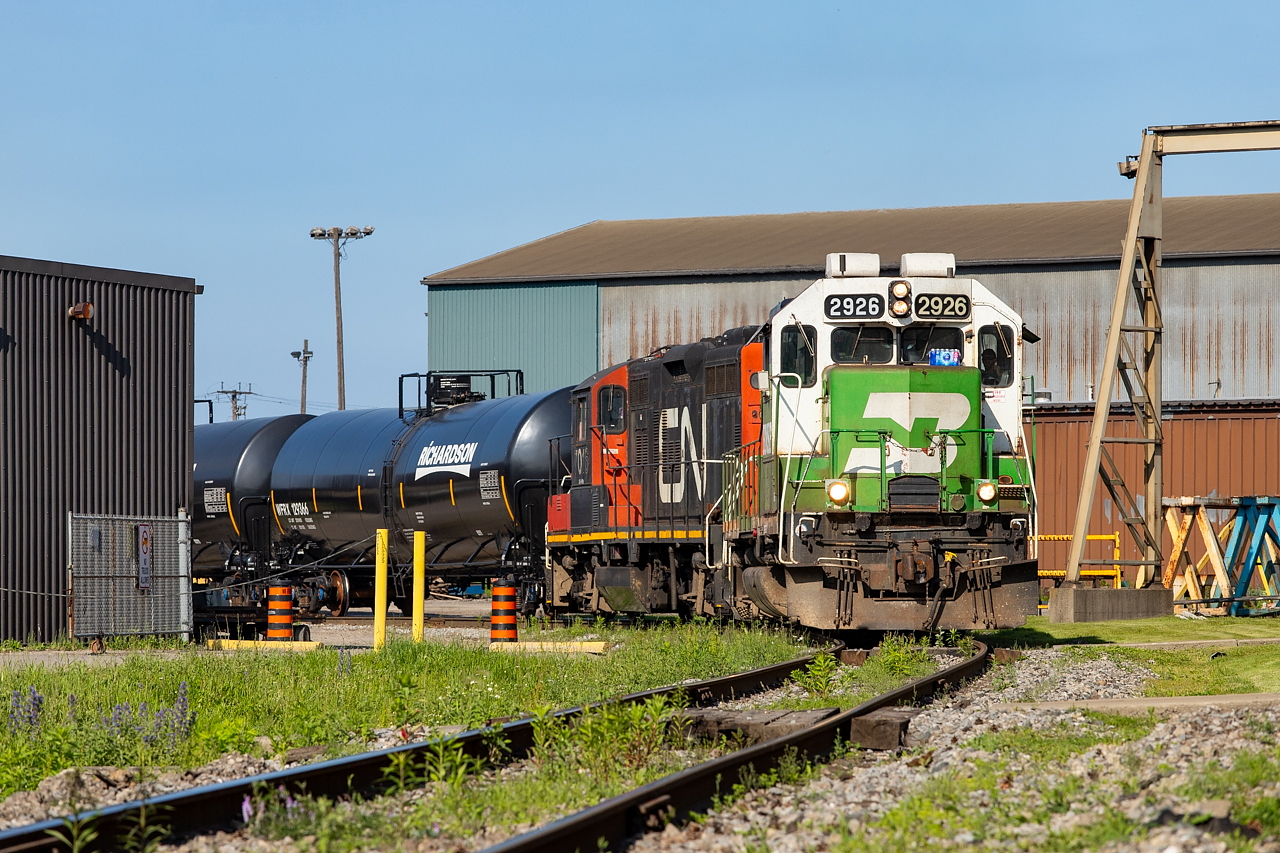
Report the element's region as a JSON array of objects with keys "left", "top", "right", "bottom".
[{"left": 771, "top": 372, "right": 806, "bottom": 566}]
